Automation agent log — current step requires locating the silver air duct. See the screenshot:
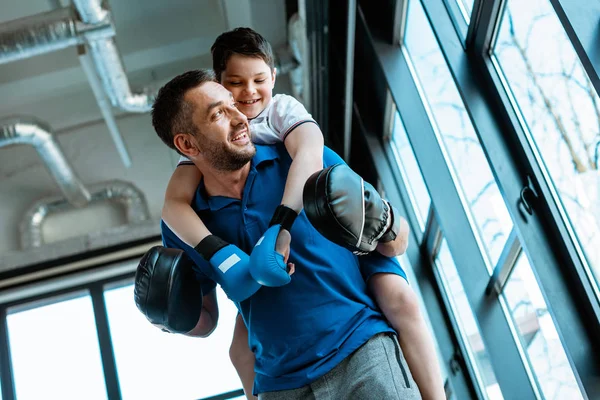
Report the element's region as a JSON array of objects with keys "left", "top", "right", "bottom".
[
  {"left": 0, "top": 117, "right": 91, "bottom": 207},
  {"left": 19, "top": 180, "right": 151, "bottom": 249},
  {"left": 0, "top": 7, "right": 113, "bottom": 65},
  {"left": 73, "top": 0, "right": 154, "bottom": 112},
  {"left": 0, "top": 1, "right": 151, "bottom": 167}
]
